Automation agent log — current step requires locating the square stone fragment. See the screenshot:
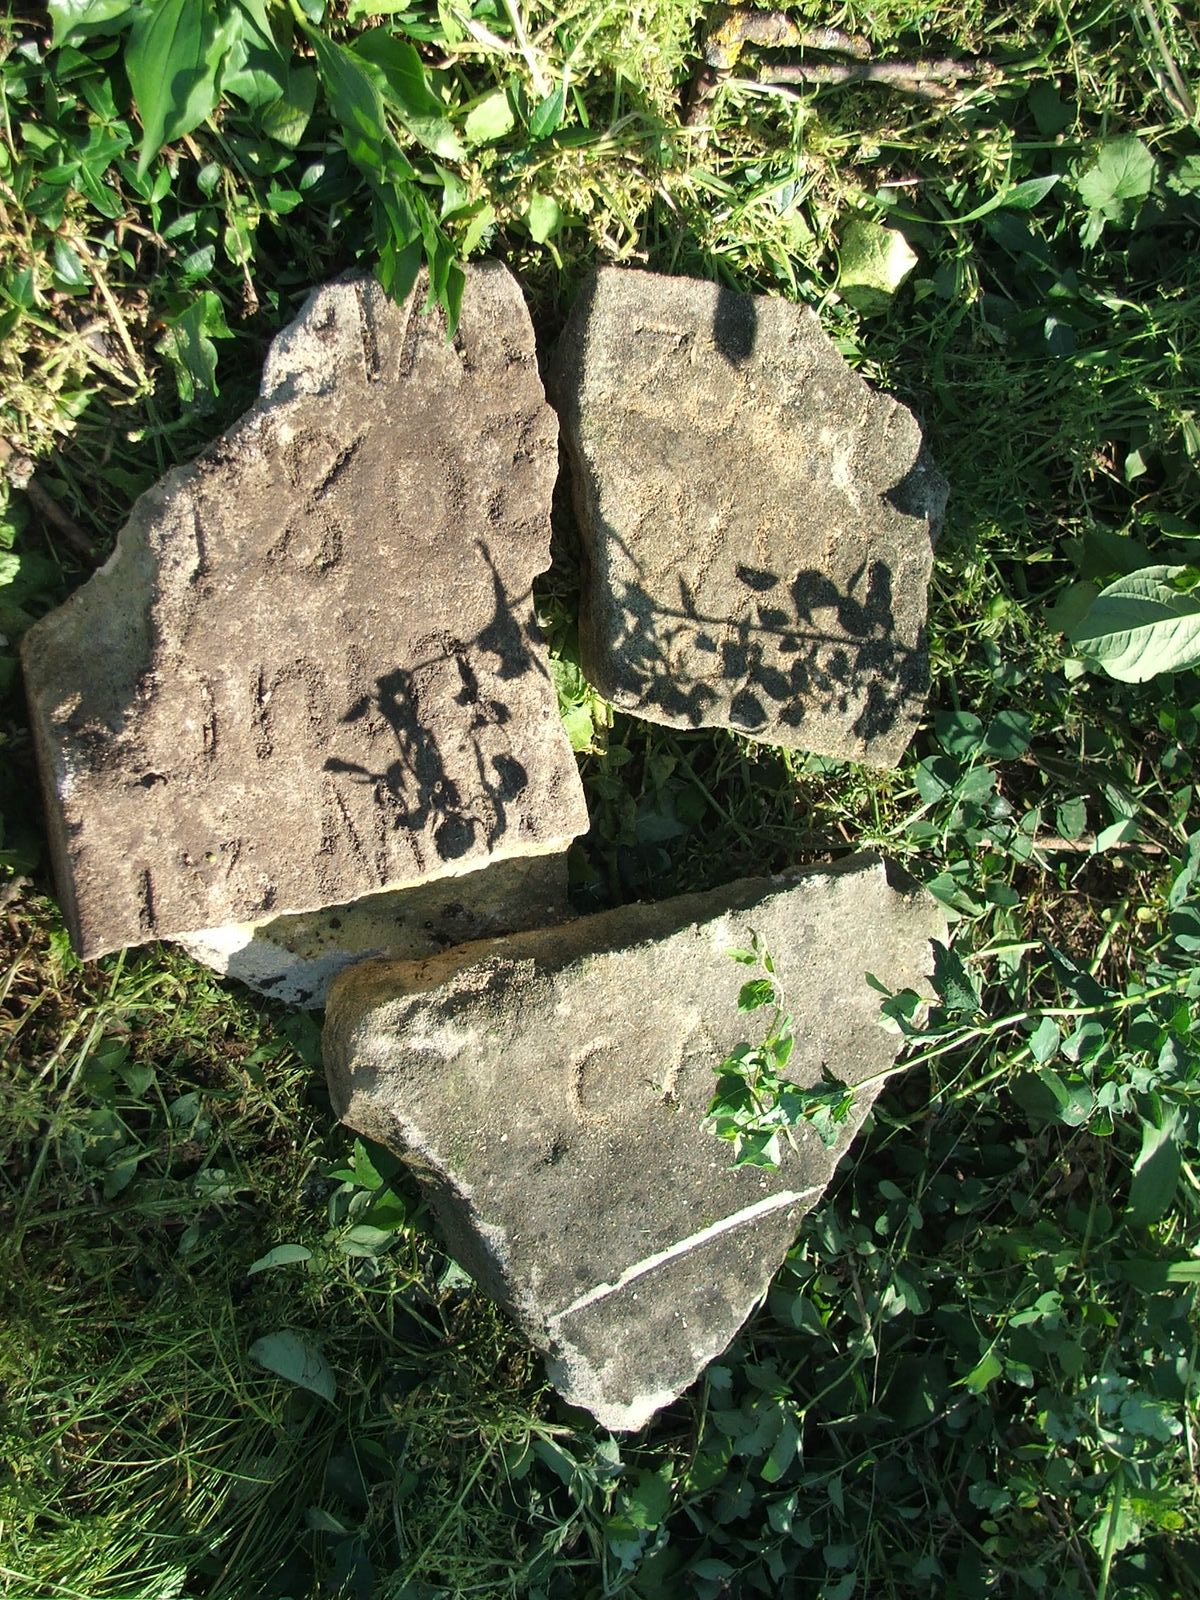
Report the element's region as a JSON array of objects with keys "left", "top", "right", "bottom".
[
  {"left": 549, "top": 268, "right": 947, "bottom": 766},
  {"left": 324, "top": 855, "right": 946, "bottom": 1430},
  {"left": 22, "top": 264, "right": 588, "bottom": 960}
]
